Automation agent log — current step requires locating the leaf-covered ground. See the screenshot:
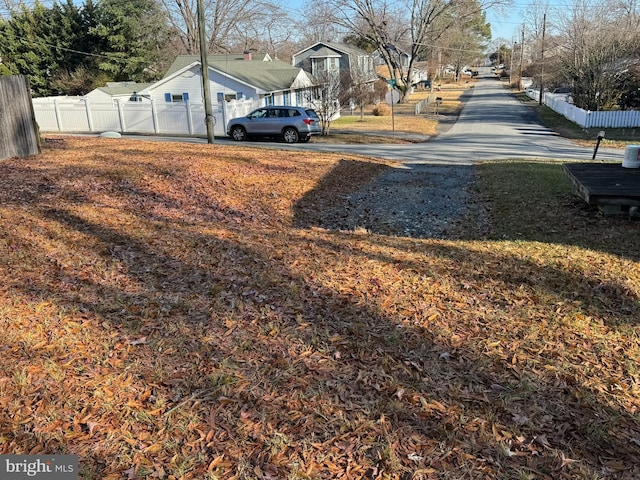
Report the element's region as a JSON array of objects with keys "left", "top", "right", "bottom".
[{"left": 1, "top": 137, "right": 639, "bottom": 479}]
